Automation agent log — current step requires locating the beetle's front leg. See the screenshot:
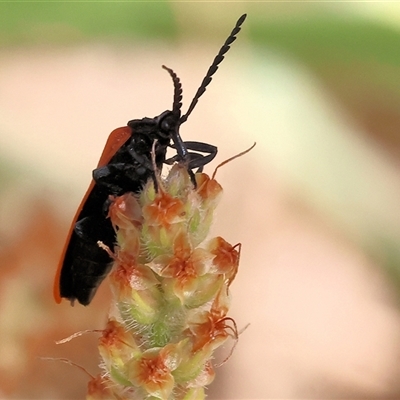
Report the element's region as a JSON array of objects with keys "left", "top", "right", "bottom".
[{"left": 166, "top": 140, "right": 218, "bottom": 172}]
